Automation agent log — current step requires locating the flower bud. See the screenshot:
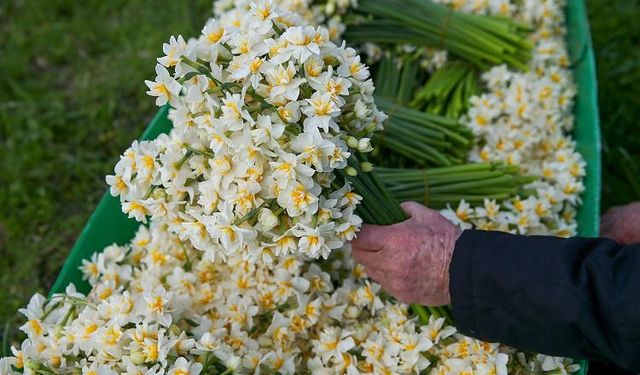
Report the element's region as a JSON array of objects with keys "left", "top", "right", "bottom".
[
  {"left": 345, "top": 306, "right": 360, "bottom": 319},
  {"left": 151, "top": 188, "right": 167, "bottom": 200},
  {"left": 130, "top": 351, "right": 146, "bottom": 365},
  {"left": 317, "top": 208, "right": 332, "bottom": 224},
  {"left": 325, "top": 1, "right": 335, "bottom": 15},
  {"left": 354, "top": 99, "right": 369, "bottom": 119},
  {"left": 360, "top": 162, "right": 374, "bottom": 172},
  {"left": 346, "top": 136, "right": 359, "bottom": 149},
  {"left": 315, "top": 172, "right": 334, "bottom": 187},
  {"left": 25, "top": 360, "right": 41, "bottom": 370},
  {"left": 353, "top": 324, "right": 370, "bottom": 343},
  {"left": 357, "top": 138, "right": 373, "bottom": 153},
  {"left": 365, "top": 122, "right": 378, "bottom": 133},
  {"left": 345, "top": 167, "right": 358, "bottom": 176},
  {"left": 169, "top": 324, "right": 181, "bottom": 336},
  {"left": 258, "top": 208, "right": 278, "bottom": 231}
]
